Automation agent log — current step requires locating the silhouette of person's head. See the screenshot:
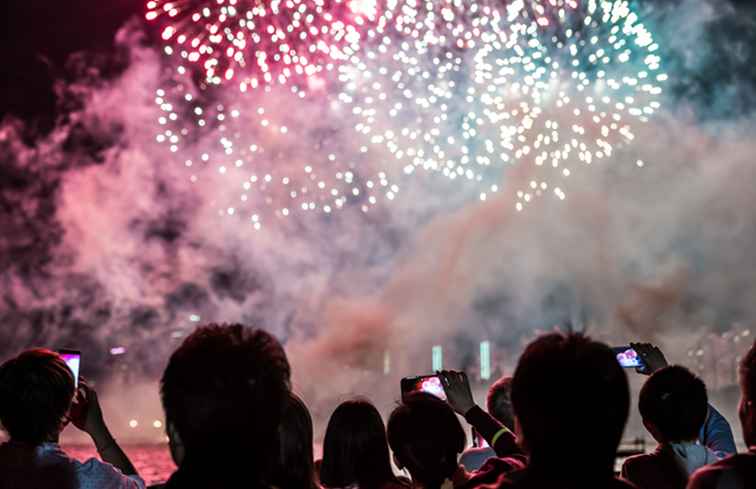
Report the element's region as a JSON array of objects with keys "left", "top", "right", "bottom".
[
  {"left": 639, "top": 365, "right": 707, "bottom": 444},
  {"left": 271, "top": 393, "right": 318, "bottom": 489},
  {"left": 320, "top": 398, "right": 398, "bottom": 489},
  {"left": 387, "top": 393, "right": 466, "bottom": 489},
  {"left": 0, "top": 349, "right": 78, "bottom": 489},
  {"left": 740, "top": 340, "right": 756, "bottom": 447},
  {"left": 0, "top": 349, "right": 75, "bottom": 444},
  {"left": 511, "top": 332, "right": 629, "bottom": 477},
  {"left": 161, "top": 323, "right": 290, "bottom": 483},
  {"left": 486, "top": 376, "right": 514, "bottom": 430}
]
